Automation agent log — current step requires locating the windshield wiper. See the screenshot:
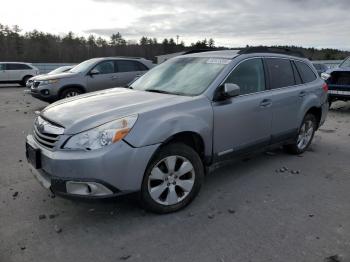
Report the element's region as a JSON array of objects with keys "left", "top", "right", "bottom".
[{"left": 145, "top": 89, "right": 173, "bottom": 94}]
